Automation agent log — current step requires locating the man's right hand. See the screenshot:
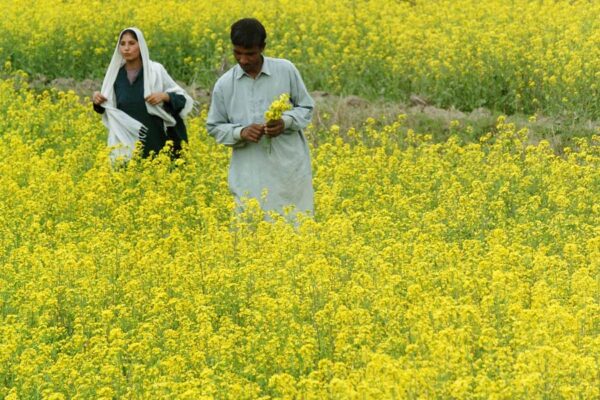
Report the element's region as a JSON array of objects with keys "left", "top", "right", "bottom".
[
  {"left": 92, "top": 91, "right": 107, "bottom": 105},
  {"left": 240, "top": 124, "right": 265, "bottom": 143}
]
